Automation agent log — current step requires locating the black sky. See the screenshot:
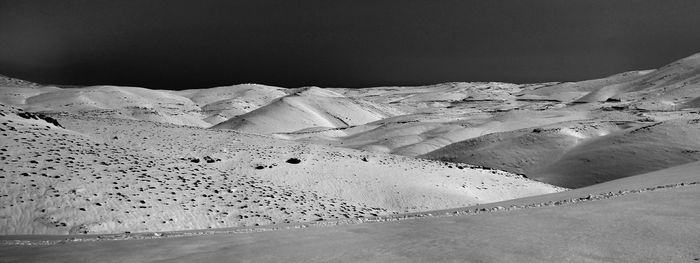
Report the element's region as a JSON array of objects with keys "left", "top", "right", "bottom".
[{"left": 1, "top": 0, "right": 700, "bottom": 89}]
